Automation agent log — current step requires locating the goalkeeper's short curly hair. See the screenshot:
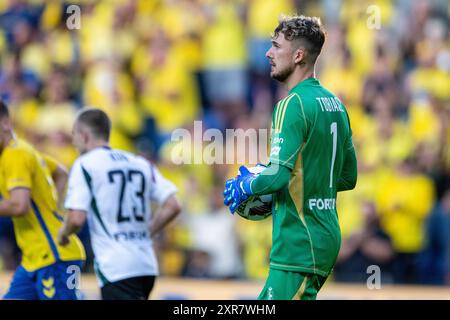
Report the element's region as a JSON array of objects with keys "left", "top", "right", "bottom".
[{"left": 273, "top": 15, "right": 326, "bottom": 64}]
